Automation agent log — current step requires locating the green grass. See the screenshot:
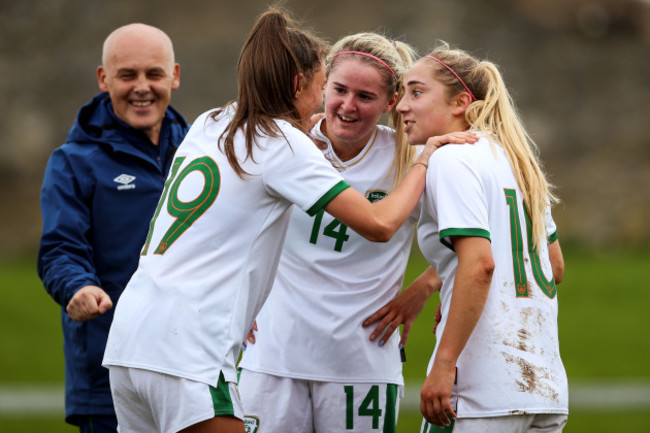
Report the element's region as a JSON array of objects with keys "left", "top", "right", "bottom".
[
  {"left": 557, "top": 249, "right": 650, "bottom": 379},
  {"left": 0, "top": 417, "right": 76, "bottom": 432},
  {"left": 1, "top": 247, "right": 648, "bottom": 432},
  {"left": 0, "top": 255, "right": 65, "bottom": 384}
]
